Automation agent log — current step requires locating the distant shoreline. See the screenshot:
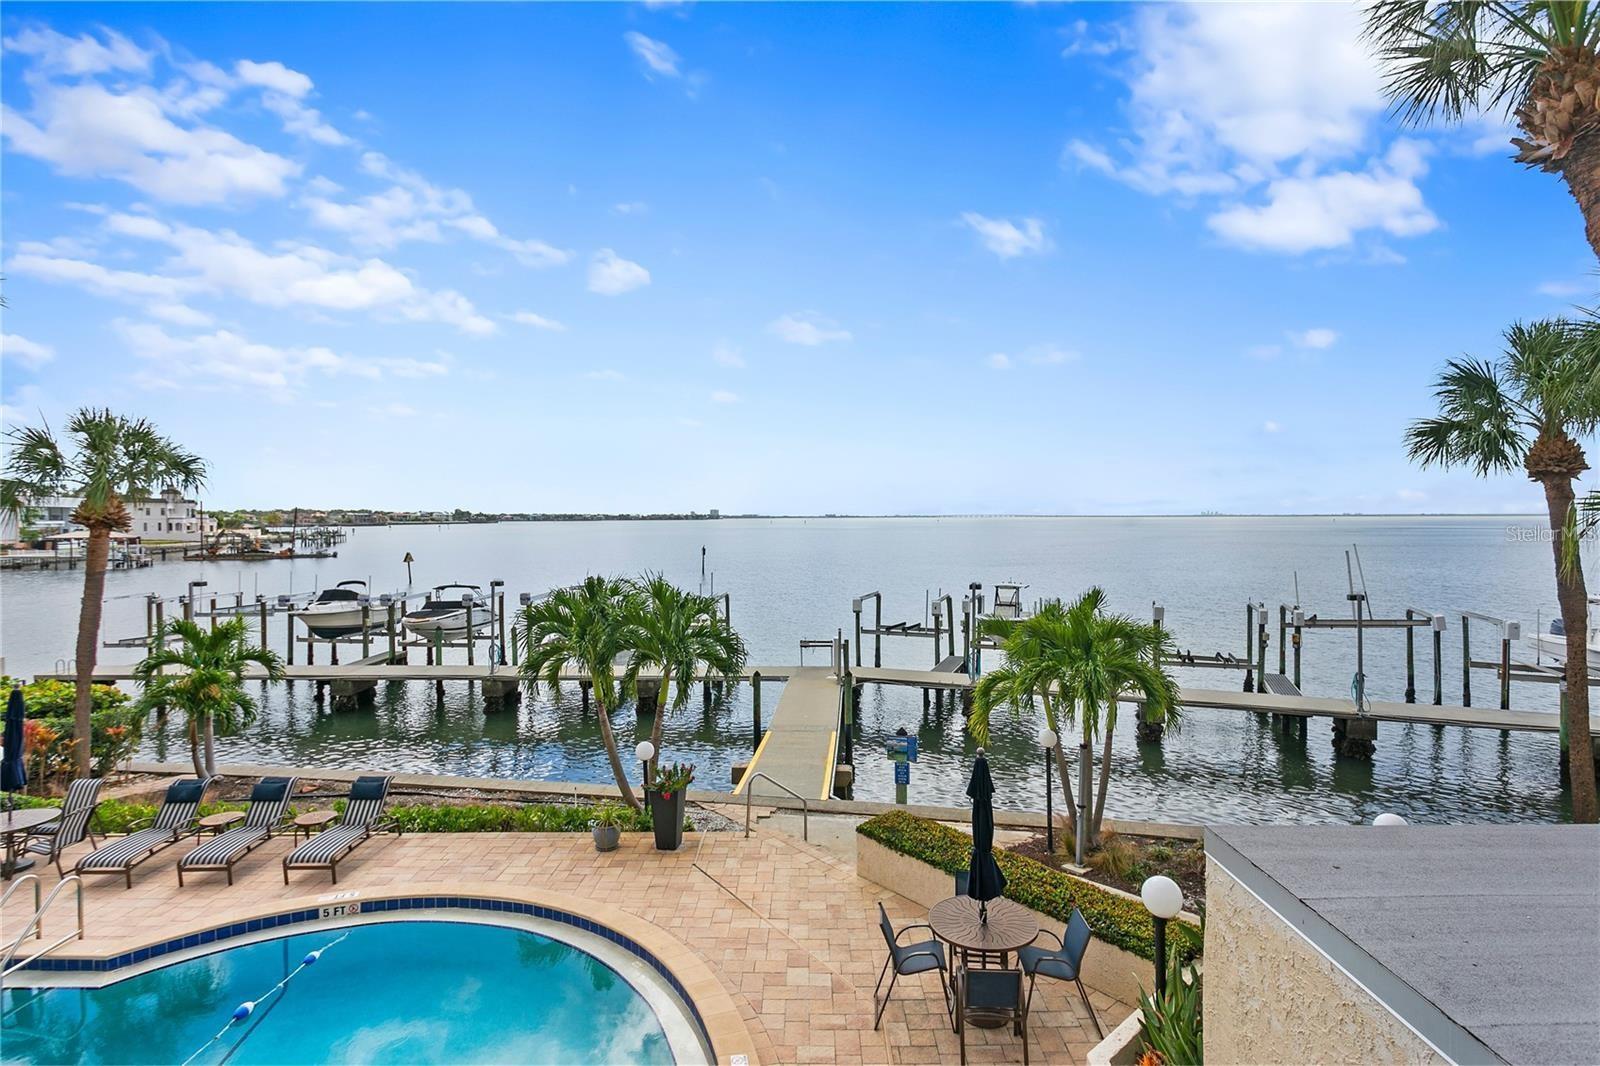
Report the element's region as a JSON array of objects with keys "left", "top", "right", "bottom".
[{"left": 222, "top": 511, "right": 1549, "bottom": 524}]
